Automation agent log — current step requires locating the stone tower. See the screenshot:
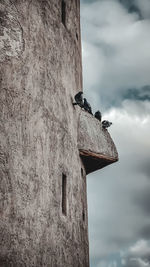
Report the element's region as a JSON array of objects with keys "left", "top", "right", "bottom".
[{"left": 0, "top": 1, "right": 118, "bottom": 267}]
